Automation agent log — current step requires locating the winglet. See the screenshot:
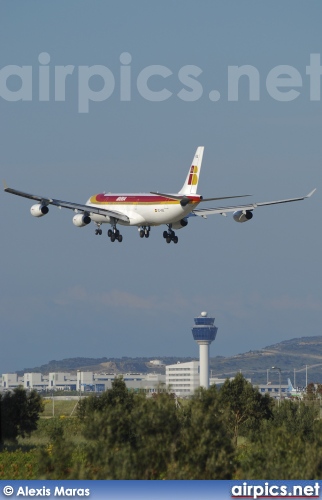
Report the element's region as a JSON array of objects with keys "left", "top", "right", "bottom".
[
  {"left": 3, "top": 180, "right": 8, "bottom": 191},
  {"left": 306, "top": 188, "right": 317, "bottom": 198}
]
